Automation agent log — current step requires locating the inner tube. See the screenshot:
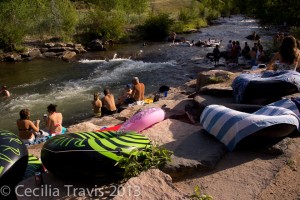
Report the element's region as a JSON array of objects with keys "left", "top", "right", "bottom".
[
  {"left": 242, "top": 80, "right": 298, "bottom": 104},
  {"left": 0, "top": 130, "right": 28, "bottom": 187},
  {"left": 41, "top": 131, "right": 151, "bottom": 179},
  {"left": 119, "top": 107, "right": 165, "bottom": 133}
]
